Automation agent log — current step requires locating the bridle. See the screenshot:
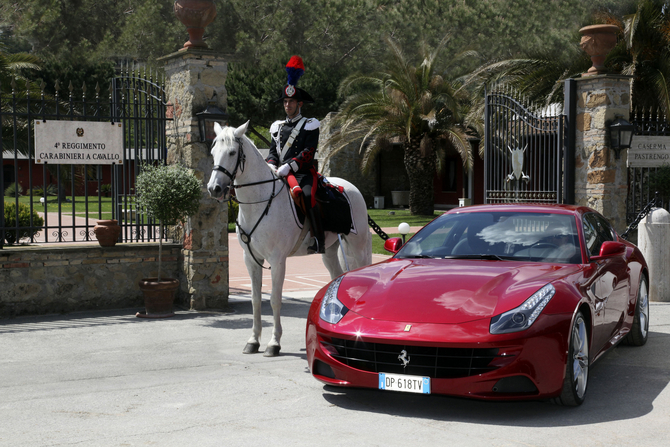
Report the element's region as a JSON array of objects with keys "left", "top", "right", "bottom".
[
  {"left": 212, "top": 136, "right": 283, "bottom": 193},
  {"left": 212, "top": 136, "right": 246, "bottom": 184},
  {"left": 211, "top": 135, "right": 284, "bottom": 269}
]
